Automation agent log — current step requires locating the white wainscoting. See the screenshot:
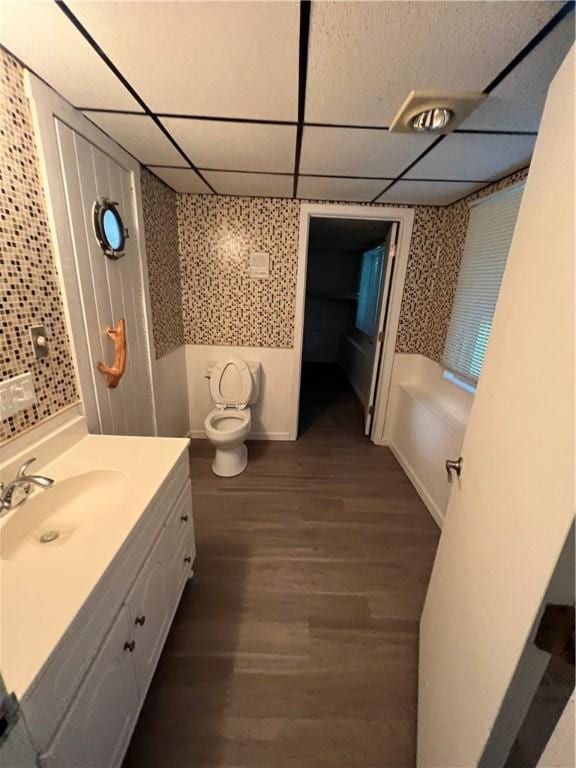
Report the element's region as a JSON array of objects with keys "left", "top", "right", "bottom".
[
  {"left": 154, "top": 346, "right": 190, "bottom": 437},
  {"left": 384, "top": 353, "right": 473, "bottom": 526},
  {"left": 185, "top": 345, "right": 296, "bottom": 440}
]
